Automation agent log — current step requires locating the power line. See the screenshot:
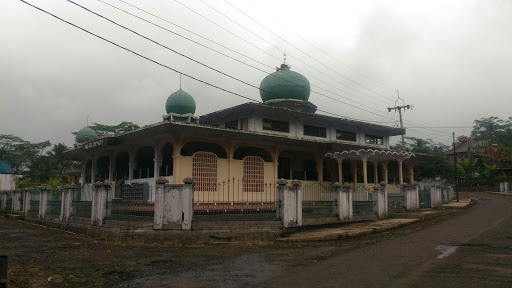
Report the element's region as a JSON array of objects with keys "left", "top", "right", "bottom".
[
  {"left": 95, "top": 0, "right": 398, "bottom": 115},
  {"left": 110, "top": 0, "right": 393, "bottom": 114},
  {"left": 223, "top": 0, "right": 397, "bottom": 103},
  {"left": 69, "top": 0, "right": 402, "bottom": 123},
  {"left": 244, "top": 0, "right": 393, "bottom": 94},
  {"left": 195, "top": 0, "right": 396, "bottom": 107},
  {"left": 18, "top": 0, "right": 399, "bottom": 128}
]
